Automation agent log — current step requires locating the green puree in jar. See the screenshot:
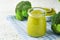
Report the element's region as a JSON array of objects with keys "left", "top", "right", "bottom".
[{"left": 27, "top": 10, "right": 46, "bottom": 37}]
